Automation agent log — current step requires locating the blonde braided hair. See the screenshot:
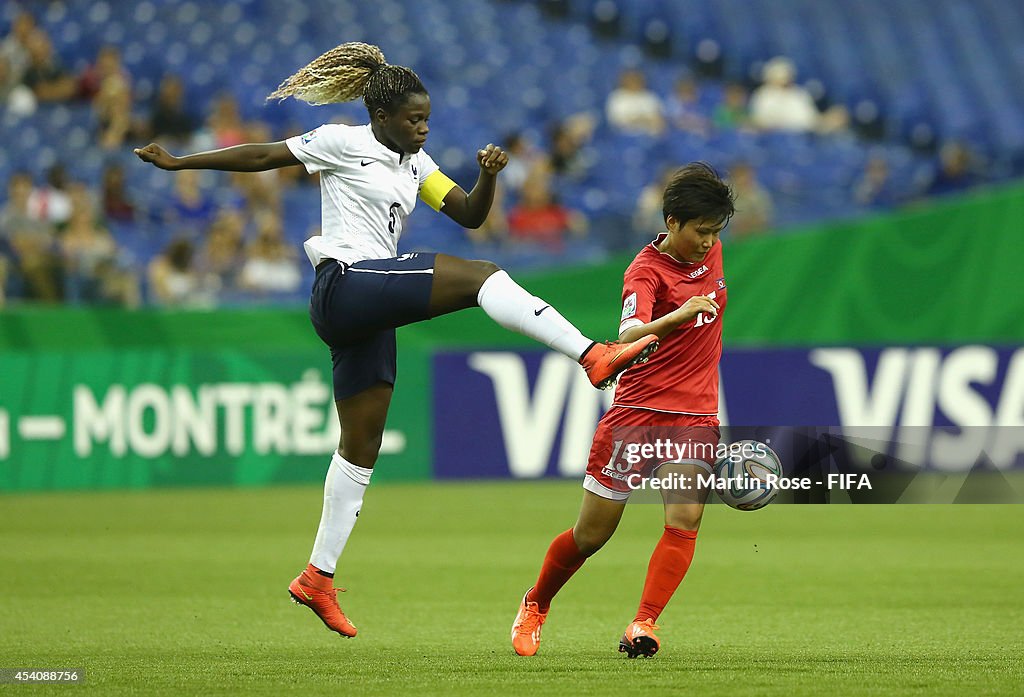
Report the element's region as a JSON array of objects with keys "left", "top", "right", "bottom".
[{"left": 267, "top": 41, "right": 426, "bottom": 114}]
